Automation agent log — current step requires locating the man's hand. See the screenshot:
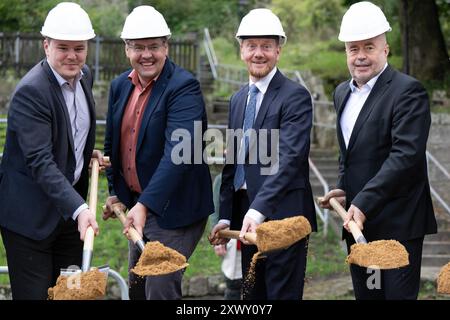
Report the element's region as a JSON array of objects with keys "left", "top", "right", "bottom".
[
  {"left": 214, "top": 244, "right": 227, "bottom": 257},
  {"left": 319, "top": 189, "right": 346, "bottom": 209},
  {"left": 344, "top": 204, "right": 366, "bottom": 232},
  {"left": 77, "top": 208, "right": 99, "bottom": 240},
  {"left": 102, "top": 196, "right": 122, "bottom": 220},
  {"left": 239, "top": 215, "right": 258, "bottom": 245},
  {"left": 208, "top": 222, "right": 230, "bottom": 246},
  {"left": 124, "top": 202, "right": 147, "bottom": 238},
  {"left": 91, "top": 150, "right": 111, "bottom": 171}
]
